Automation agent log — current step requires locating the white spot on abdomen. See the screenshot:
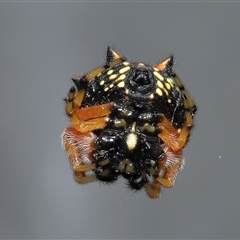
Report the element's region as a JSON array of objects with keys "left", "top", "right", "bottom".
[{"left": 126, "top": 133, "right": 138, "bottom": 151}]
